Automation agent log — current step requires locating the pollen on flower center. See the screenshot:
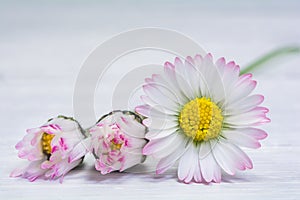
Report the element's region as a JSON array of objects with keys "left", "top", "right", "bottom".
[
  {"left": 42, "top": 133, "right": 54, "bottom": 156},
  {"left": 179, "top": 97, "right": 223, "bottom": 142},
  {"left": 110, "top": 139, "right": 123, "bottom": 151}
]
